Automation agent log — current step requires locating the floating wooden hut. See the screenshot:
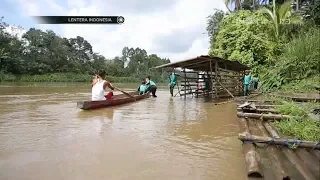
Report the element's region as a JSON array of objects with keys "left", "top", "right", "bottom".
[{"left": 151, "top": 55, "right": 249, "bottom": 99}]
